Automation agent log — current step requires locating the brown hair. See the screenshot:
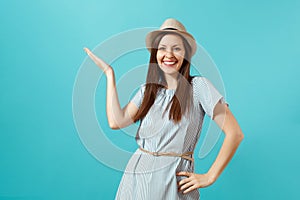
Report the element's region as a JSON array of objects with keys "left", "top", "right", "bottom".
[{"left": 133, "top": 32, "right": 194, "bottom": 123}]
